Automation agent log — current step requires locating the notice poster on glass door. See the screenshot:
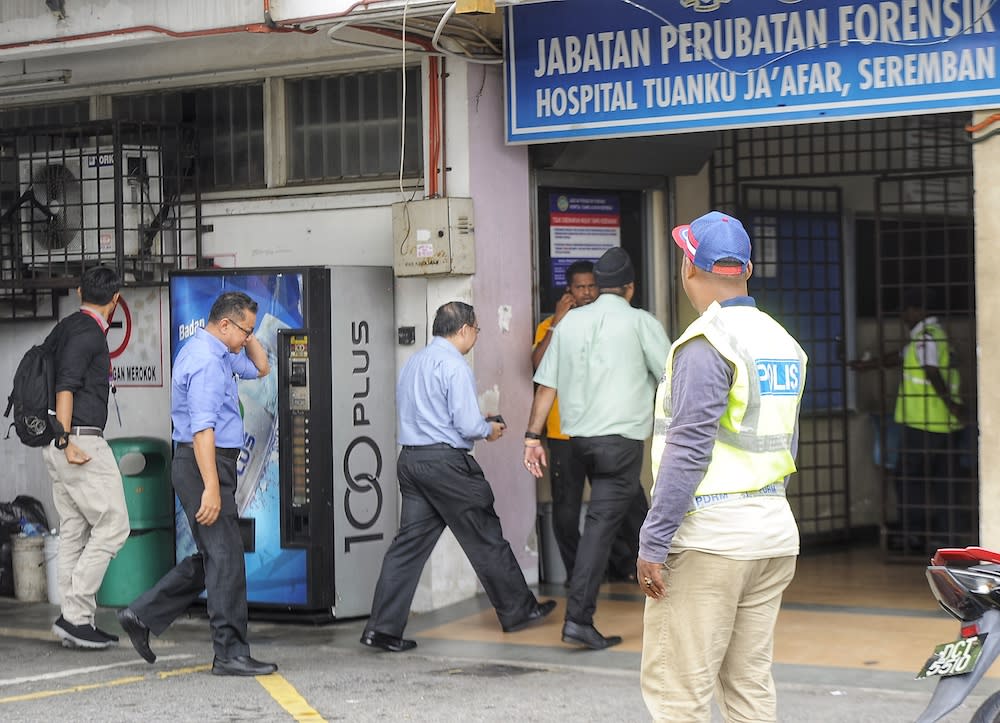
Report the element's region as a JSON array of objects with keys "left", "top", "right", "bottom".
[{"left": 549, "top": 192, "right": 621, "bottom": 288}]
